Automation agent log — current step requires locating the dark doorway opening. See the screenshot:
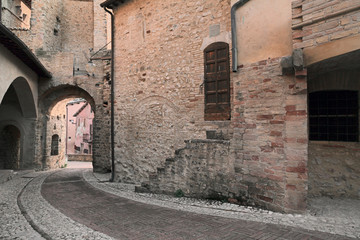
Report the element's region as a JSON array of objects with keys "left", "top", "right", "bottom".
[{"left": 0, "top": 125, "right": 21, "bottom": 169}]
